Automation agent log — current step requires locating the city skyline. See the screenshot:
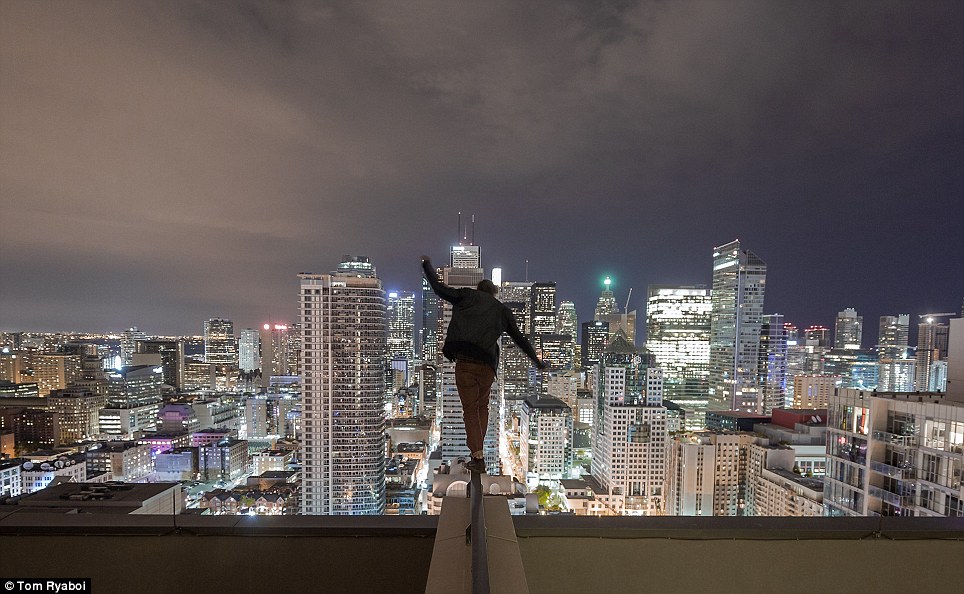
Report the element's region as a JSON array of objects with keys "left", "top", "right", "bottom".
[{"left": 2, "top": 2, "right": 962, "bottom": 337}]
